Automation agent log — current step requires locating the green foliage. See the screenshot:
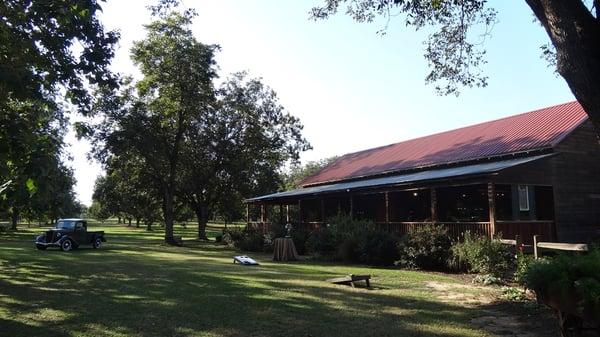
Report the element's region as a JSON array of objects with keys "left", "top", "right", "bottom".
[
  {"left": 472, "top": 274, "right": 502, "bottom": 286},
  {"left": 396, "top": 224, "right": 452, "bottom": 270},
  {"left": 84, "top": 7, "right": 309, "bottom": 242},
  {"left": 514, "top": 252, "right": 533, "bottom": 285},
  {"left": 500, "top": 286, "right": 528, "bottom": 302},
  {"left": 310, "top": 0, "right": 496, "bottom": 96},
  {"left": 306, "top": 214, "right": 399, "bottom": 265},
  {"left": 0, "top": 0, "right": 118, "bottom": 108},
  {"left": 524, "top": 249, "right": 600, "bottom": 311},
  {"left": 283, "top": 157, "right": 338, "bottom": 190},
  {"left": 222, "top": 227, "right": 270, "bottom": 252},
  {"left": 451, "top": 231, "right": 513, "bottom": 277}
]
